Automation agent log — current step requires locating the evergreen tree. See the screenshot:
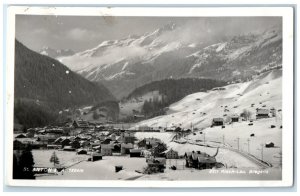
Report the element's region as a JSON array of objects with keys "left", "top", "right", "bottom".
[
  {"left": 50, "top": 151, "right": 60, "bottom": 167},
  {"left": 18, "top": 145, "right": 35, "bottom": 179}
]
